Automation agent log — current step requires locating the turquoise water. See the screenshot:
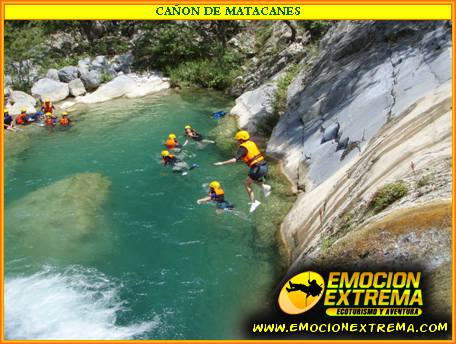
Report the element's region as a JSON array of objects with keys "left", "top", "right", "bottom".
[{"left": 4, "top": 89, "right": 280, "bottom": 340}]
